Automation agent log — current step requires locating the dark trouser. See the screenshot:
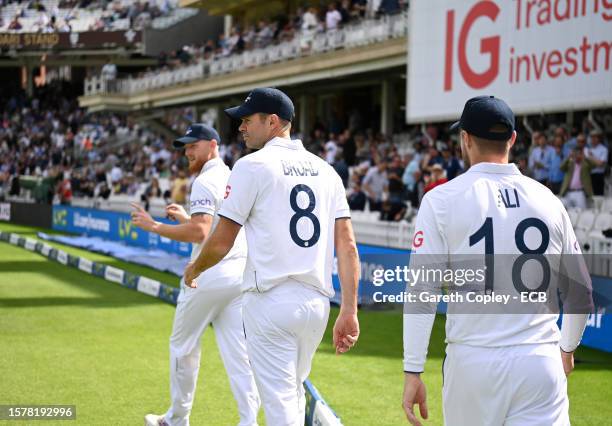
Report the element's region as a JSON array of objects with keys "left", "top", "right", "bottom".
[
  {"left": 549, "top": 181, "right": 562, "bottom": 195},
  {"left": 591, "top": 173, "right": 605, "bottom": 196},
  {"left": 368, "top": 198, "right": 382, "bottom": 212}
]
